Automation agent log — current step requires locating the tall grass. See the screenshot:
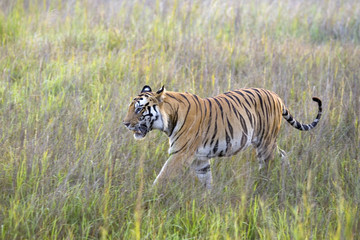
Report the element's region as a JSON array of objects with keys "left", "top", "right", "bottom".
[{"left": 0, "top": 0, "right": 359, "bottom": 239}]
